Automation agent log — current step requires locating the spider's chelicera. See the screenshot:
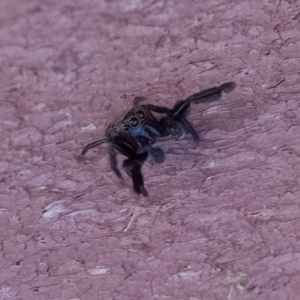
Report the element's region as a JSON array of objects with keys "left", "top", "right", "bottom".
[{"left": 81, "top": 82, "right": 236, "bottom": 196}]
